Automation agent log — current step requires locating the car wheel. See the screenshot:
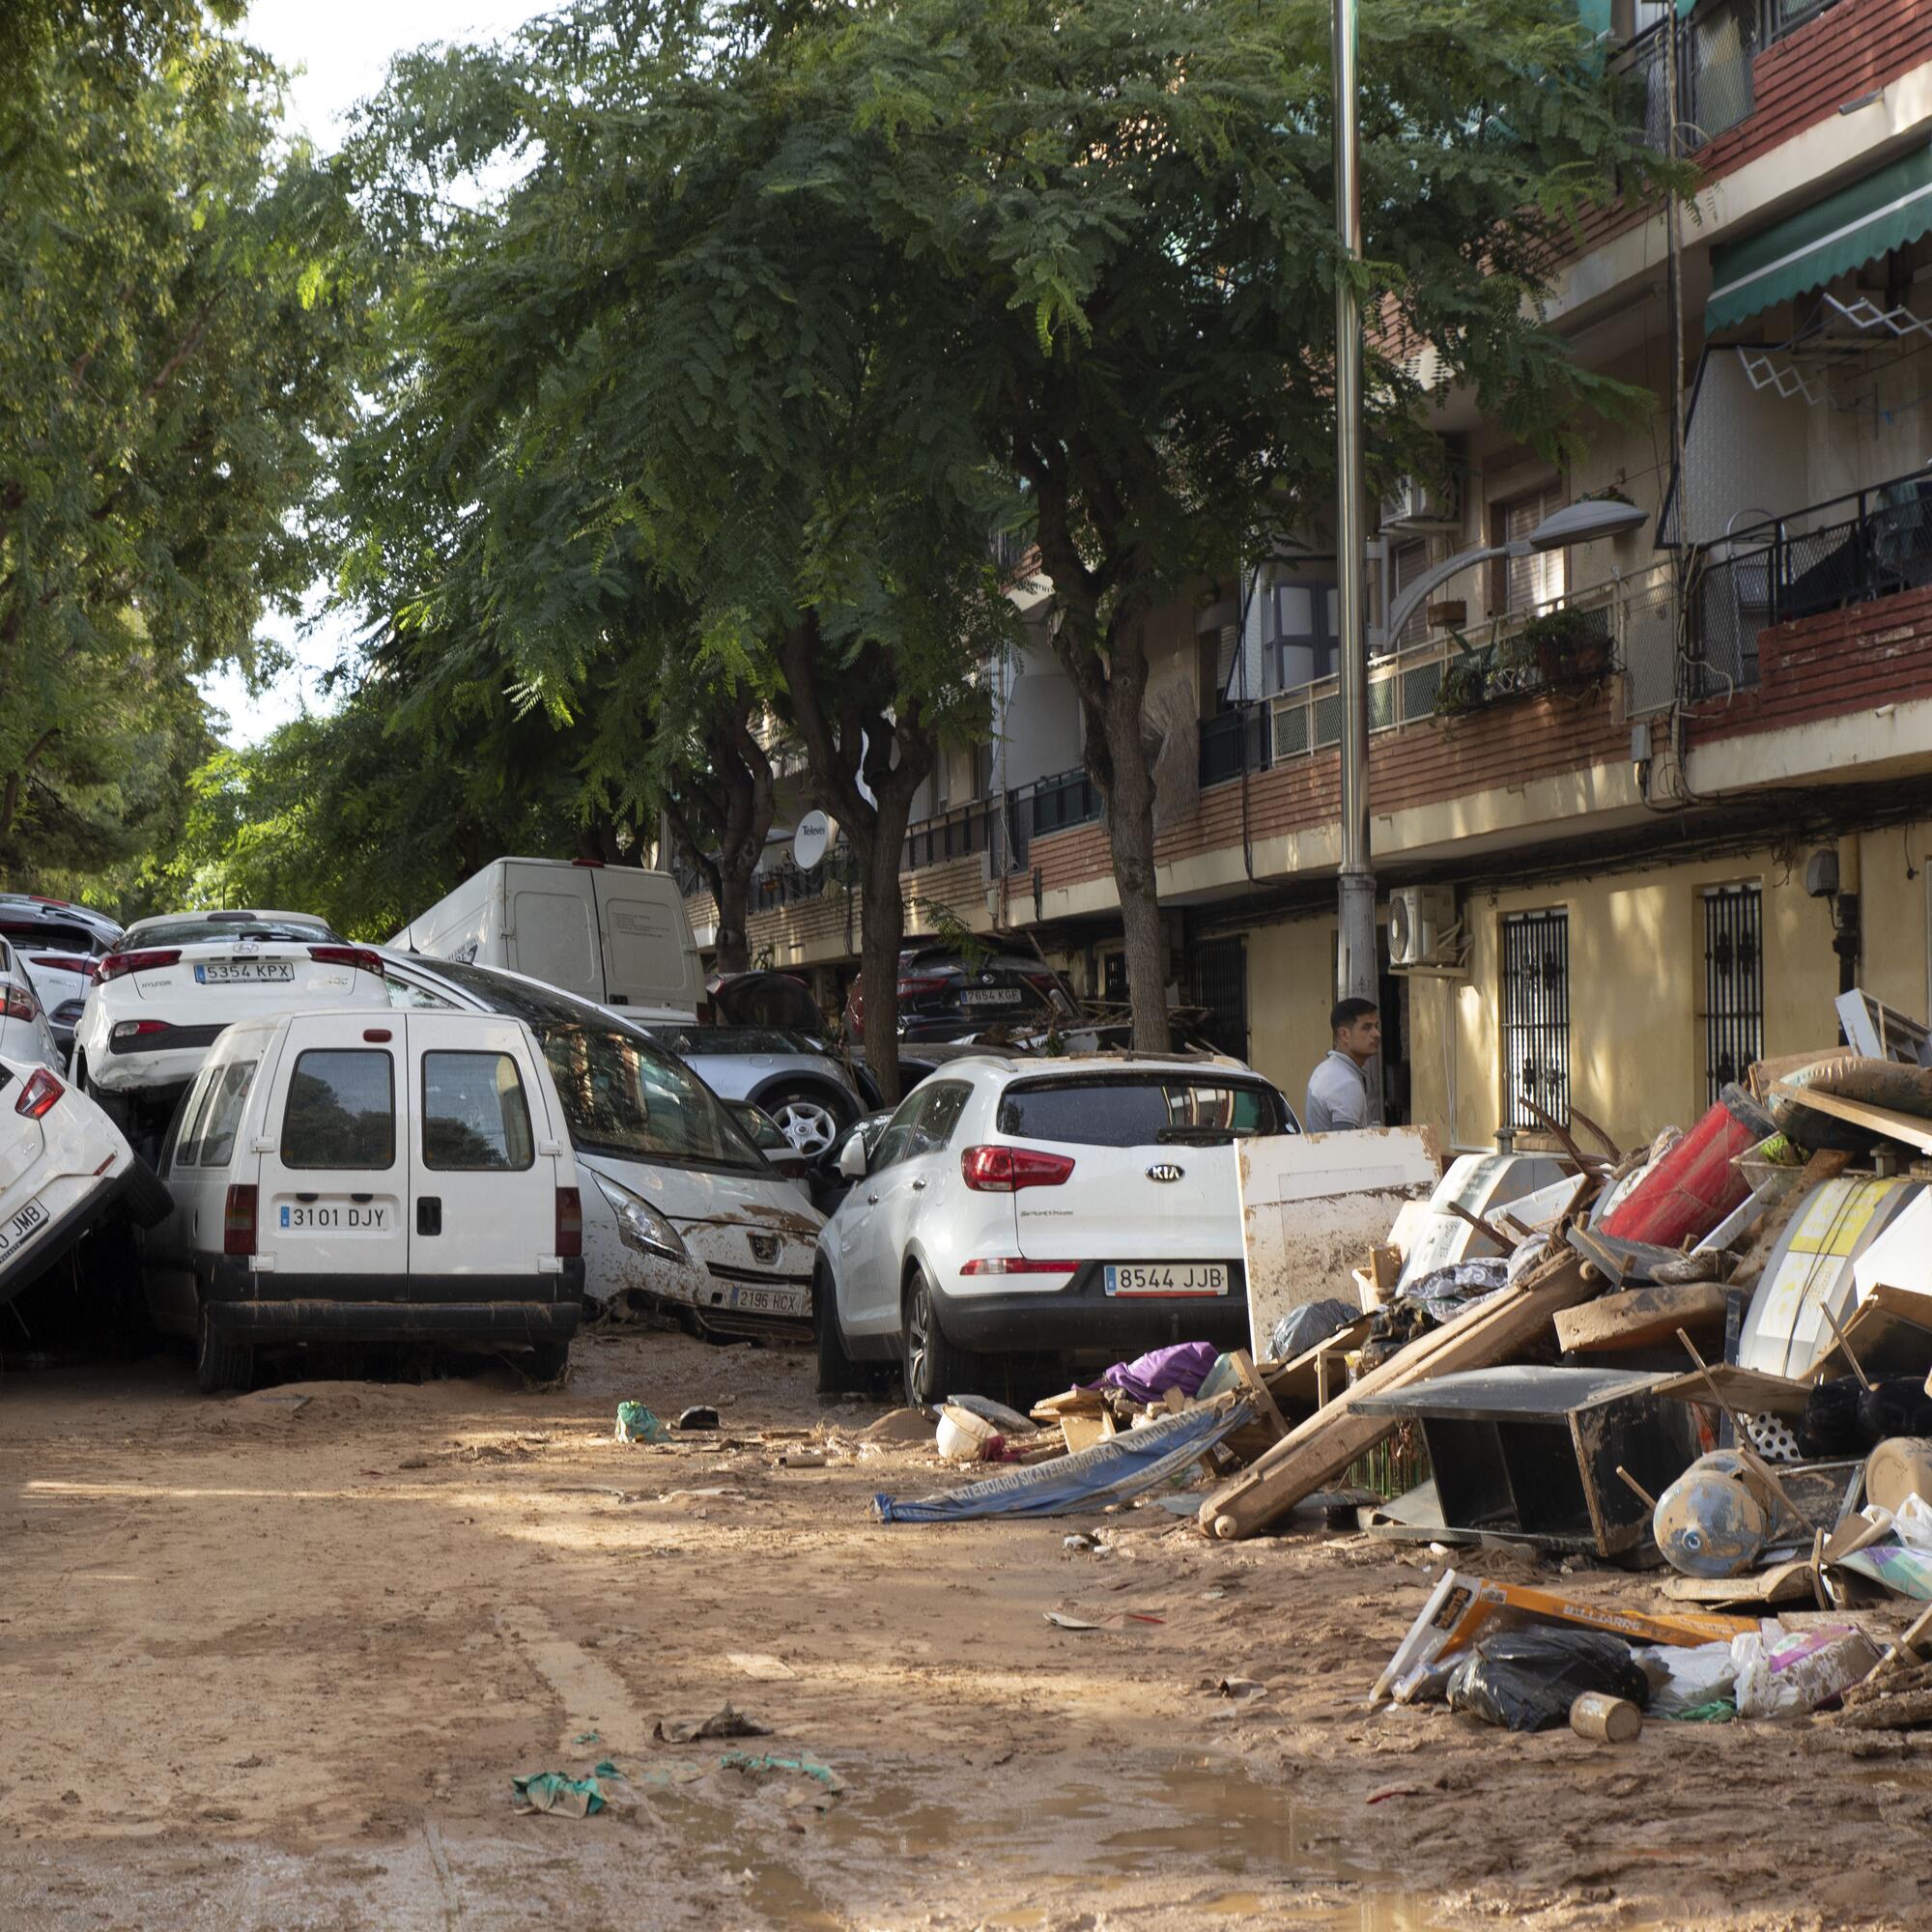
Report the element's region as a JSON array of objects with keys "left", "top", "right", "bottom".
[
  {"left": 901, "top": 1266, "right": 980, "bottom": 1407},
  {"left": 762, "top": 1087, "right": 850, "bottom": 1159},
  {"left": 195, "top": 1295, "right": 252, "bottom": 1395},
  {"left": 814, "top": 1260, "right": 863, "bottom": 1396},
  {"left": 121, "top": 1156, "right": 173, "bottom": 1231}
]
